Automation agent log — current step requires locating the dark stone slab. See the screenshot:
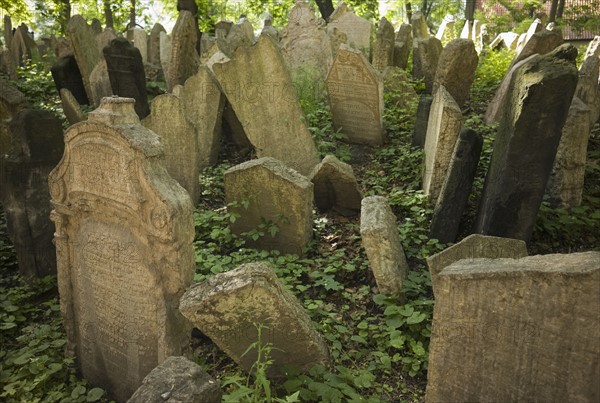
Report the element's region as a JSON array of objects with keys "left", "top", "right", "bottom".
[
  {"left": 51, "top": 54, "right": 89, "bottom": 105},
  {"left": 412, "top": 94, "right": 433, "bottom": 148}
]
